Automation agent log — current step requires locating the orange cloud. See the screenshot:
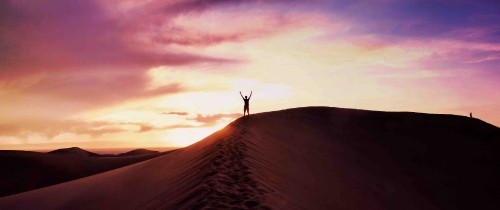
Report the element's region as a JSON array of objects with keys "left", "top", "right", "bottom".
[{"left": 187, "top": 113, "right": 241, "bottom": 126}]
